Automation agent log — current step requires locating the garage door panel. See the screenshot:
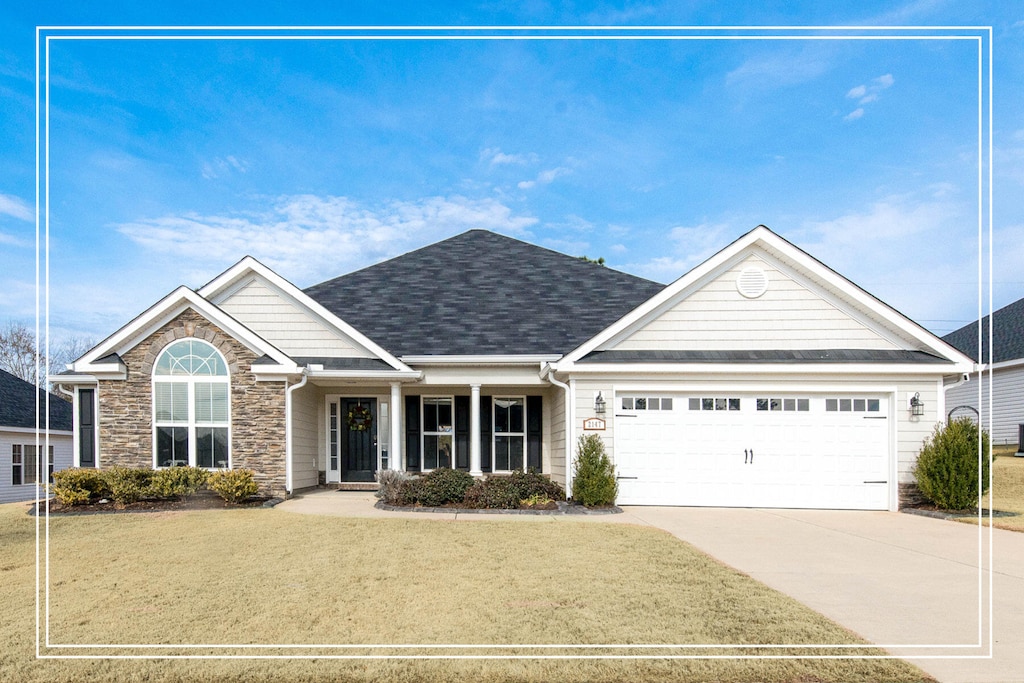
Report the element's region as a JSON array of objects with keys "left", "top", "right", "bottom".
[{"left": 614, "top": 393, "right": 890, "bottom": 510}]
